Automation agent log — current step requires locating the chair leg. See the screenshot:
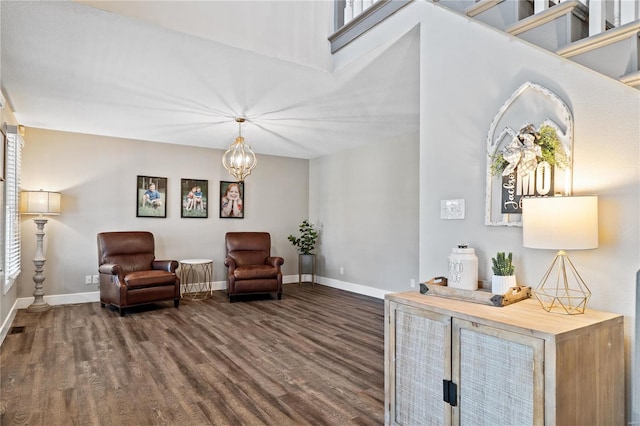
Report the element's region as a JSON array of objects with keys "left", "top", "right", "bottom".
[
  {"left": 277, "top": 292, "right": 282, "bottom": 300},
  {"left": 100, "top": 302, "right": 105, "bottom": 308},
  {"left": 174, "top": 298, "right": 180, "bottom": 308},
  {"left": 119, "top": 308, "right": 125, "bottom": 317}
]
